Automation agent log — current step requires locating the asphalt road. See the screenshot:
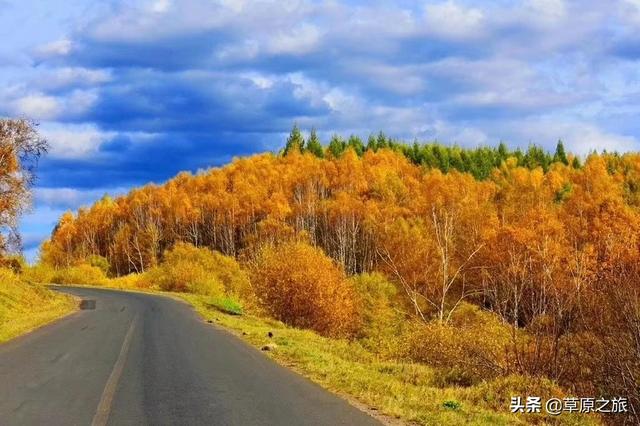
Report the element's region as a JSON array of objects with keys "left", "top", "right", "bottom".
[{"left": 0, "top": 286, "right": 381, "bottom": 426}]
